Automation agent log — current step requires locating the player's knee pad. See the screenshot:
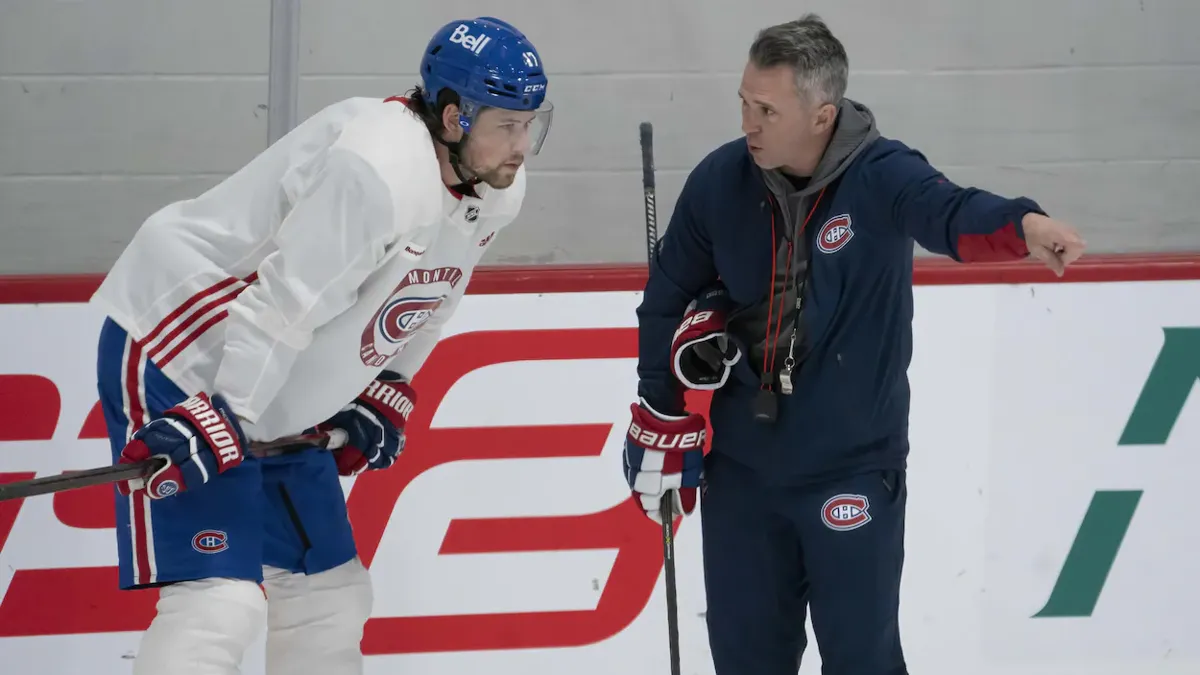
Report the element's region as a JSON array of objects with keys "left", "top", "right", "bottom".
[
  {"left": 264, "top": 557, "right": 373, "bottom": 675},
  {"left": 134, "top": 577, "right": 267, "bottom": 675}
]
